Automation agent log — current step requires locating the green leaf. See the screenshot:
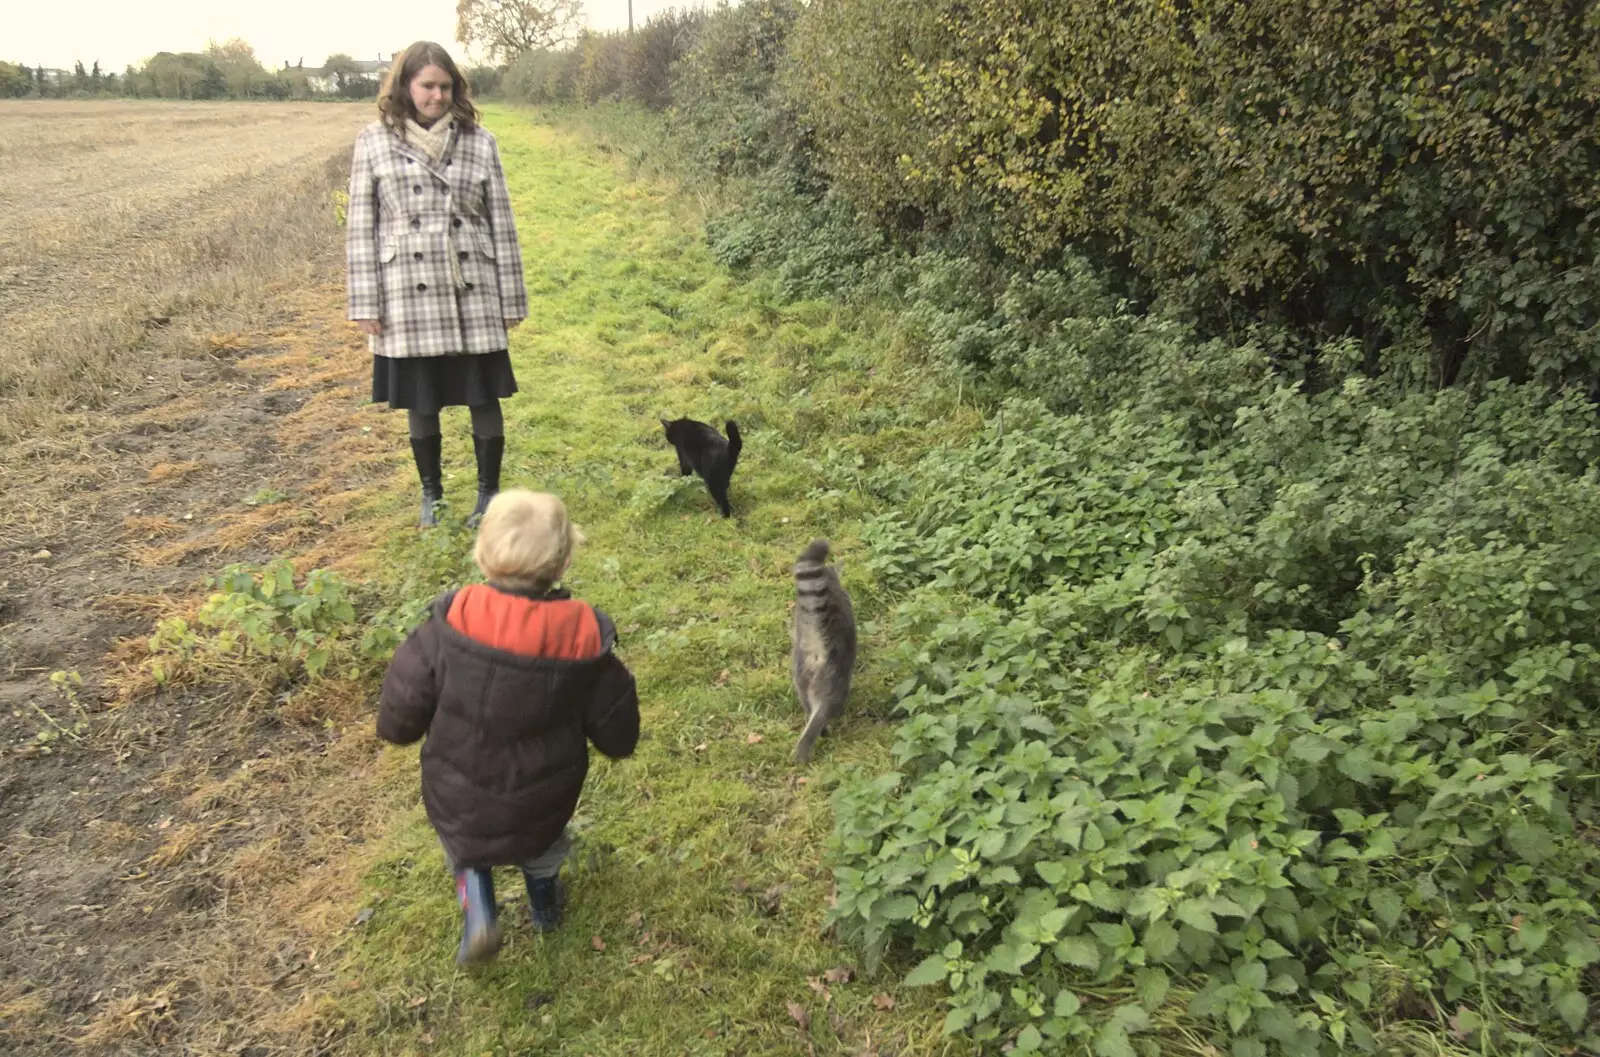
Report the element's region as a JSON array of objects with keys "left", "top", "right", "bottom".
[
  {"left": 1143, "top": 919, "right": 1179, "bottom": 961},
  {"left": 1093, "top": 1023, "right": 1135, "bottom": 1057},
  {"left": 1367, "top": 888, "right": 1403, "bottom": 929},
  {"left": 875, "top": 894, "right": 921, "bottom": 921},
  {"left": 1054, "top": 935, "right": 1101, "bottom": 971},
  {"left": 1135, "top": 968, "right": 1169, "bottom": 1011},
  {"left": 1015, "top": 1025, "right": 1043, "bottom": 1052},
  {"left": 987, "top": 939, "right": 1041, "bottom": 975},
  {"left": 1035, "top": 860, "right": 1068, "bottom": 886},
  {"left": 1556, "top": 989, "right": 1590, "bottom": 1032},
  {"left": 1175, "top": 900, "right": 1218, "bottom": 934},
  {"left": 943, "top": 1005, "right": 973, "bottom": 1035},
  {"left": 1054, "top": 989, "right": 1081, "bottom": 1018},
  {"left": 1234, "top": 961, "right": 1267, "bottom": 992},
  {"left": 1514, "top": 918, "right": 1548, "bottom": 955},
  {"left": 1564, "top": 932, "right": 1600, "bottom": 967},
  {"left": 904, "top": 953, "right": 948, "bottom": 988},
  {"left": 1112, "top": 1001, "right": 1152, "bottom": 1032}
]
